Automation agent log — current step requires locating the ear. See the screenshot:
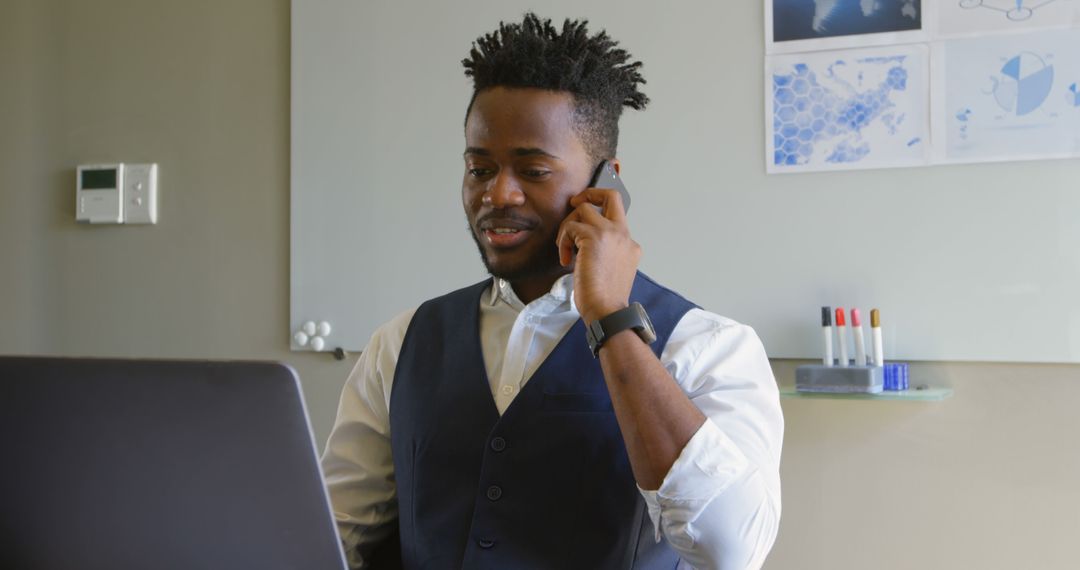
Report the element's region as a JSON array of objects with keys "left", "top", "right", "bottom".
[{"left": 610, "top": 158, "right": 622, "bottom": 175}]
